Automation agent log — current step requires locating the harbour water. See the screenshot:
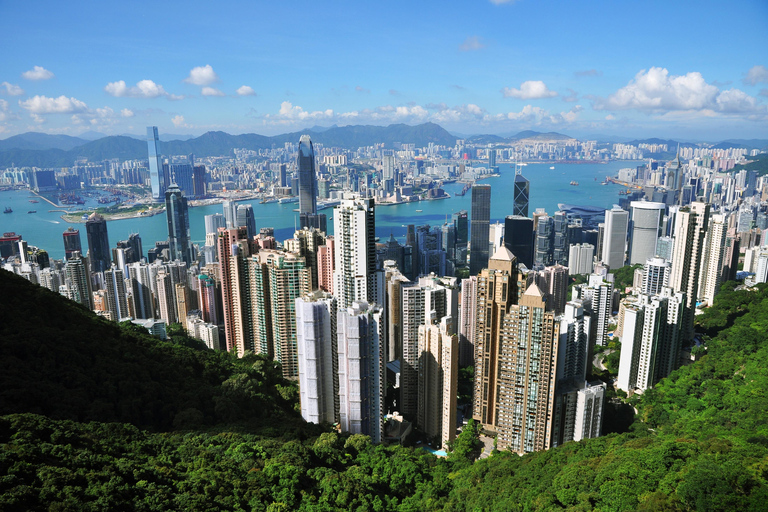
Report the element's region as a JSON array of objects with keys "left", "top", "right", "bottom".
[{"left": 0, "top": 161, "right": 636, "bottom": 261}]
